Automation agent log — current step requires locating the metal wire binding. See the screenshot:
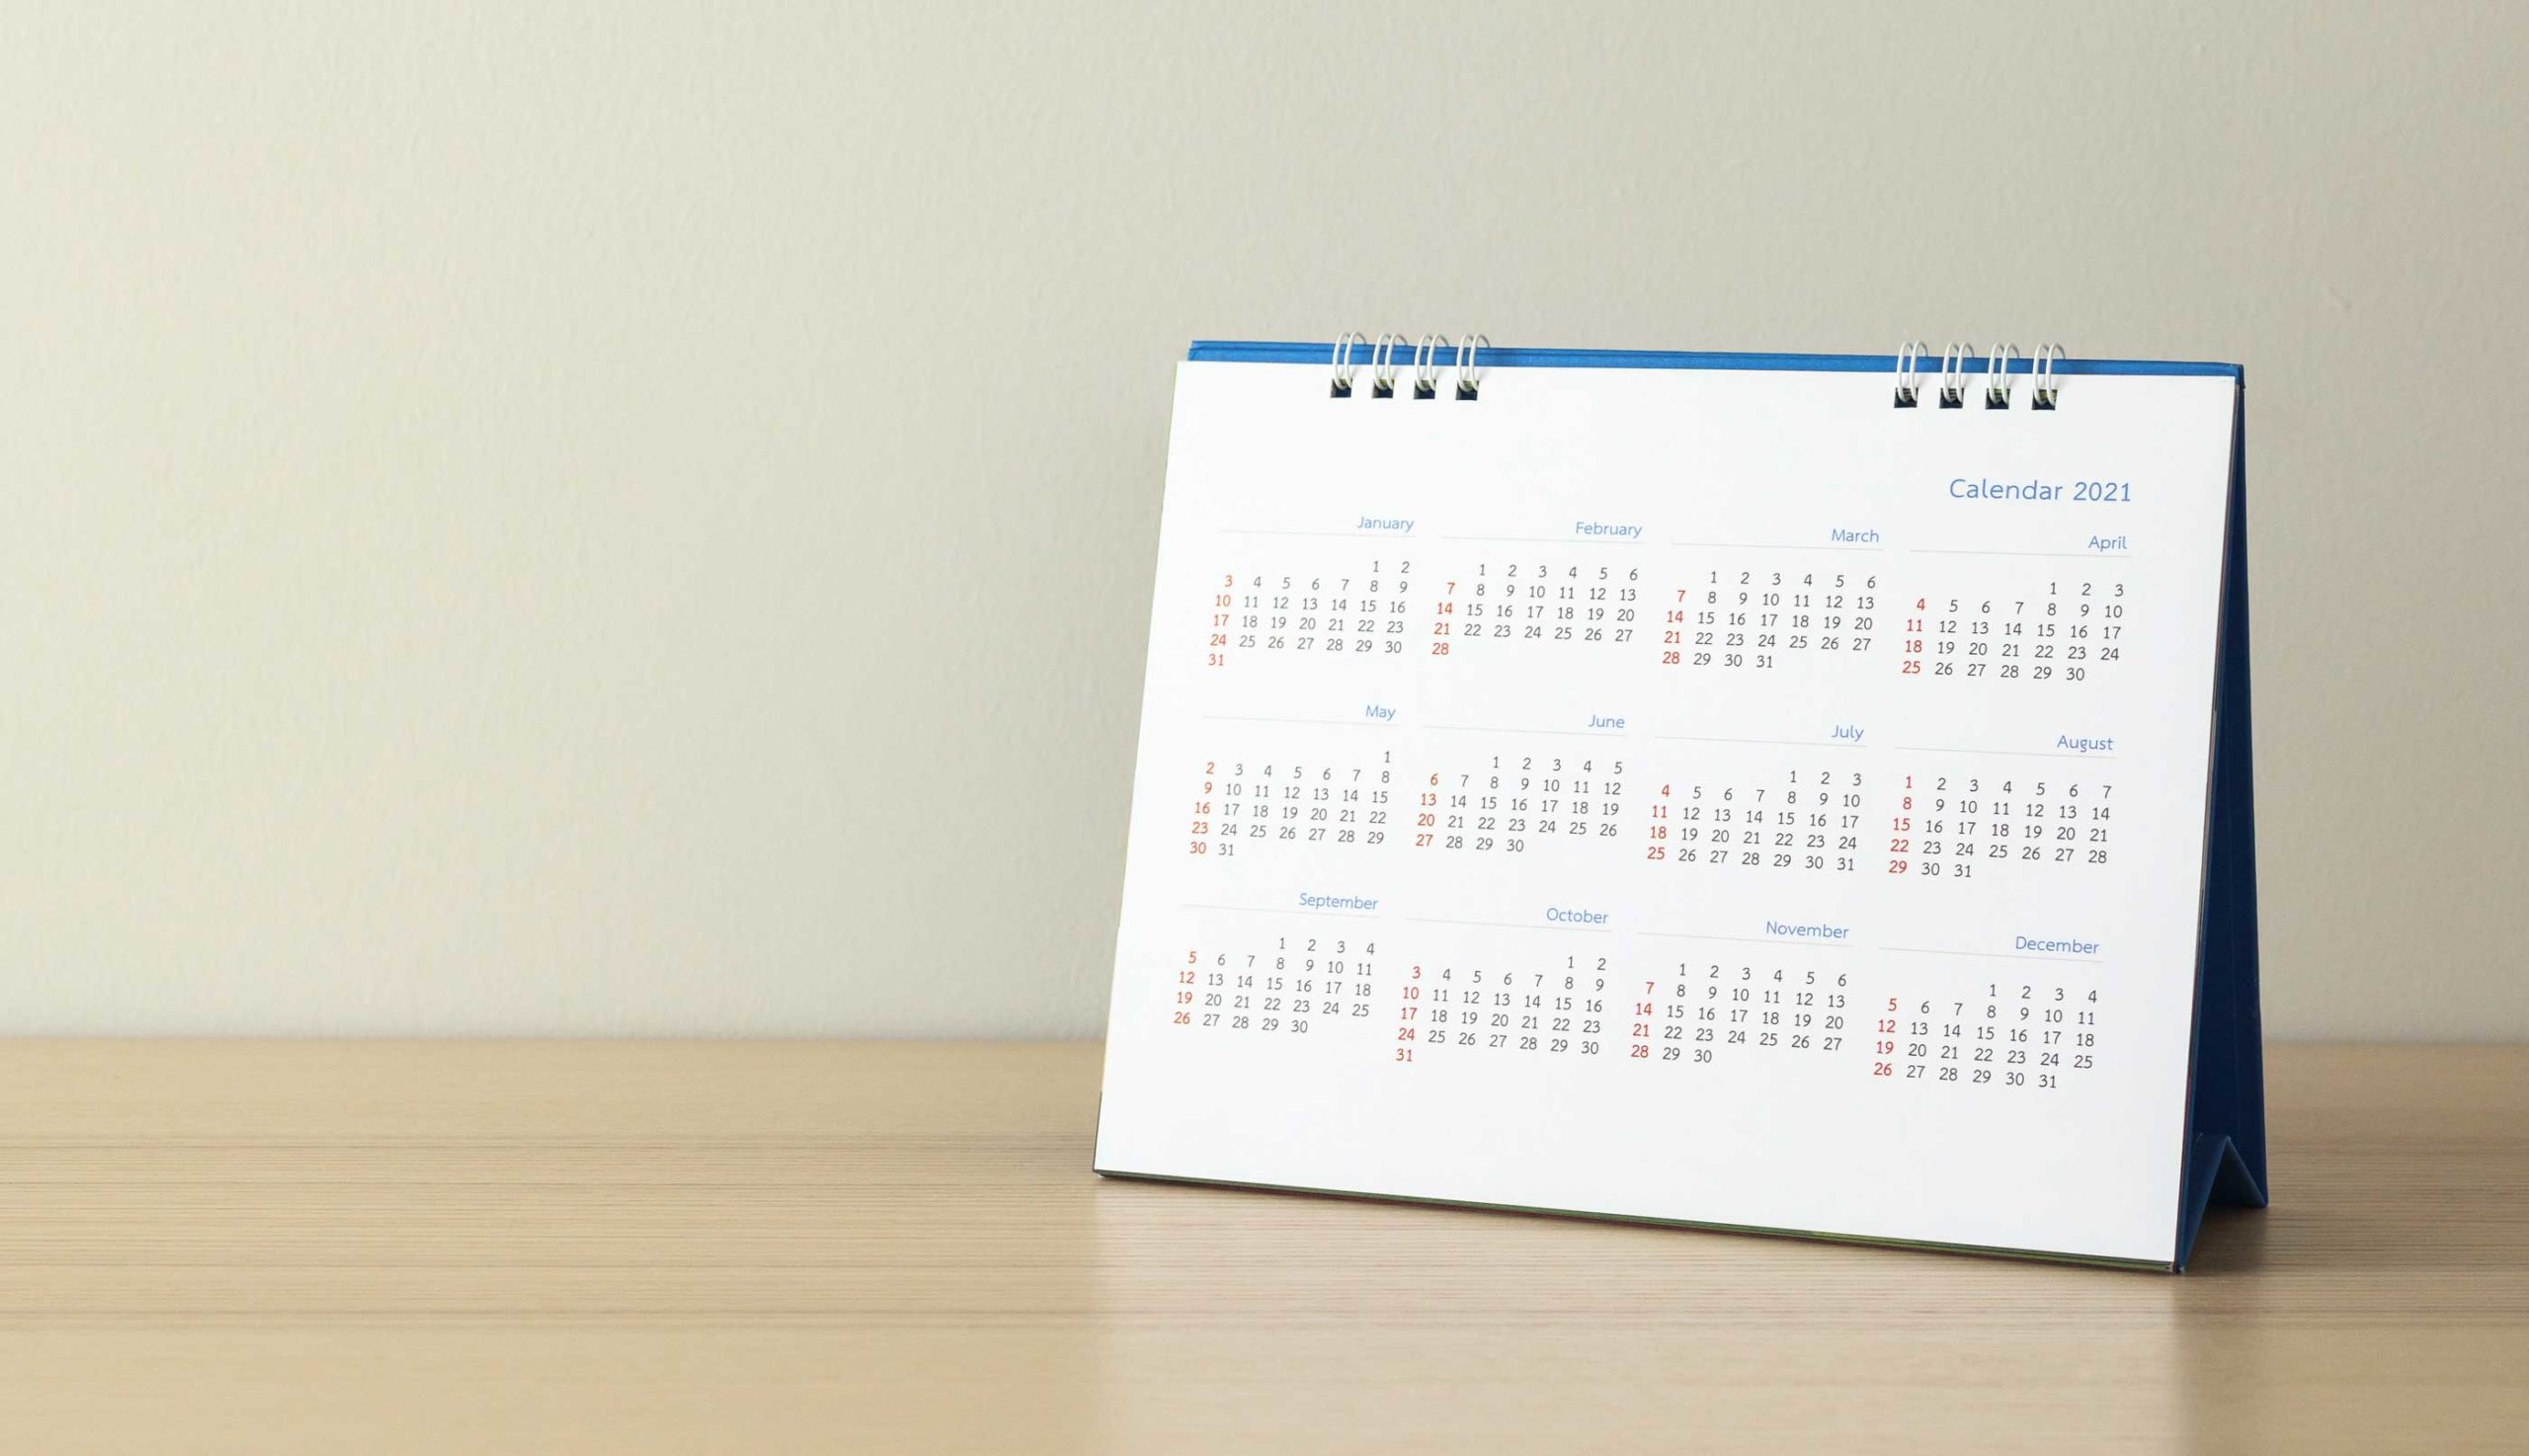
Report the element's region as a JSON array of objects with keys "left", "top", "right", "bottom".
[
  {"left": 1894, "top": 342, "right": 1926, "bottom": 407},
  {"left": 1369, "top": 333, "right": 1406, "bottom": 398},
  {"left": 1985, "top": 344, "right": 2022, "bottom": 408},
  {"left": 1453, "top": 333, "right": 1490, "bottom": 400},
  {"left": 1330, "top": 331, "right": 1365, "bottom": 397},
  {"left": 2031, "top": 344, "right": 2065, "bottom": 410},
  {"left": 1414, "top": 333, "right": 1451, "bottom": 399},
  {"left": 1938, "top": 342, "right": 1975, "bottom": 408}
]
